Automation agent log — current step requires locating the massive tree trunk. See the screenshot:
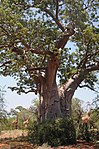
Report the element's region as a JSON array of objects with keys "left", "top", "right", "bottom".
[
  {"left": 38, "top": 69, "right": 87, "bottom": 122},
  {"left": 38, "top": 80, "right": 61, "bottom": 122},
  {"left": 38, "top": 56, "right": 61, "bottom": 122}
]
